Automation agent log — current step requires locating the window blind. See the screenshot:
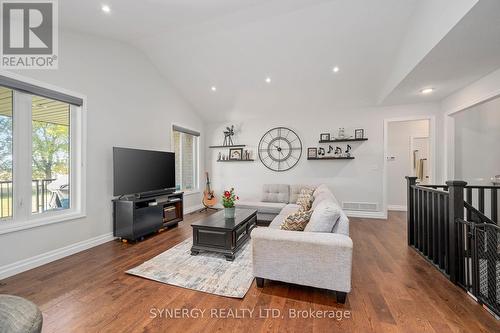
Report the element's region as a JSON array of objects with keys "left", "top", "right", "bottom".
[
  {"left": 172, "top": 125, "right": 200, "bottom": 137},
  {"left": 0, "top": 75, "right": 83, "bottom": 106}
]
